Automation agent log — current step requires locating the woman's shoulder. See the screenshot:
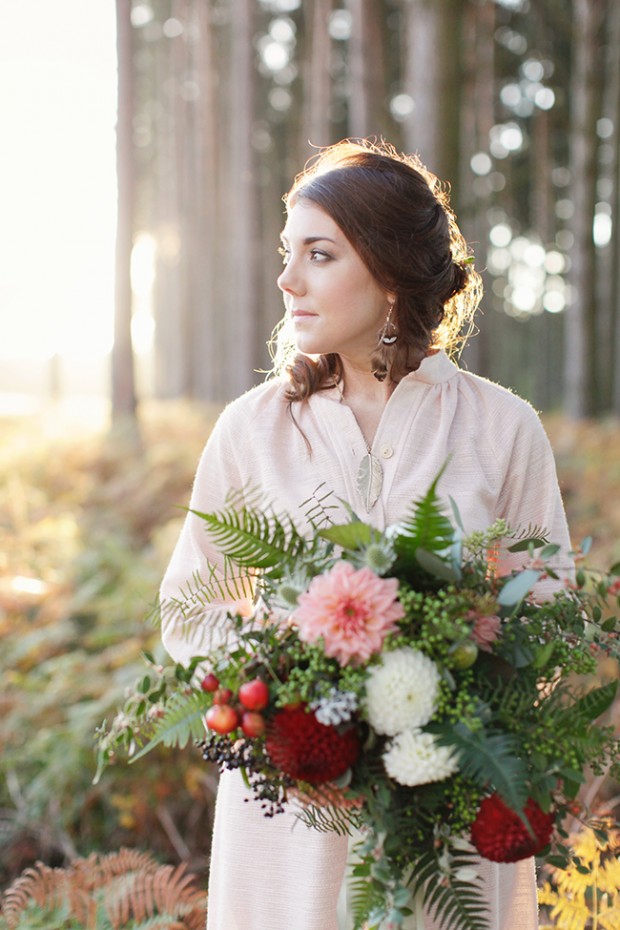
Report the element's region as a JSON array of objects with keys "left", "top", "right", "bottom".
[
  {"left": 216, "top": 377, "right": 289, "bottom": 428},
  {"left": 414, "top": 351, "right": 544, "bottom": 428},
  {"left": 454, "top": 365, "right": 543, "bottom": 426}
]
